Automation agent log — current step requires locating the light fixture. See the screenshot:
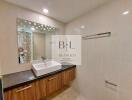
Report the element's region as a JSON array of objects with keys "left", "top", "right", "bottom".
[
  {"left": 43, "top": 8, "right": 49, "bottom": 14},
  {"left": 53, "top": 27, "right": 56, "bottom": 30},
  {"left": 122, "top": 11, "right": 130, "bottom": 15},
  {"left": 81, "top": 25, "right": 85, "bottom": 29},
  {"left": 29, "top": 22, "right": 31, "bottom": 24},
  {"left": 31, "top": 27, "right": 35, "bottom": 31},
  {"left": 39, "top": 16, "right": 43, "bottom": 20}
]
